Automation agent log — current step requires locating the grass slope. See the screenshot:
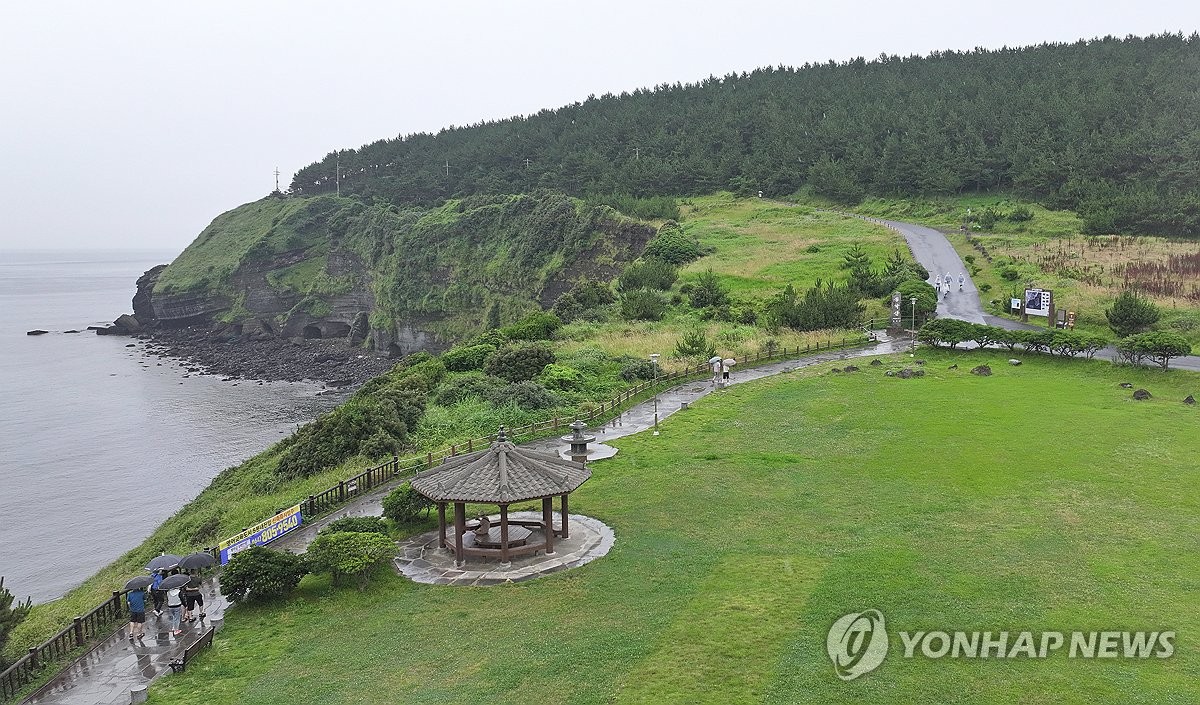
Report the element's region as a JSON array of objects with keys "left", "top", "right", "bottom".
[{"left": 152, "top": 350, "right": 1199, "bottom": 704}]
